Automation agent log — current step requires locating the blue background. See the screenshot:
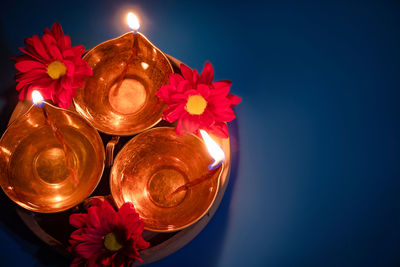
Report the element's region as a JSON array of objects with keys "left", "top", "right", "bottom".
[{"left": 0, "top": 0, "right": 400, "bottom": 266}]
